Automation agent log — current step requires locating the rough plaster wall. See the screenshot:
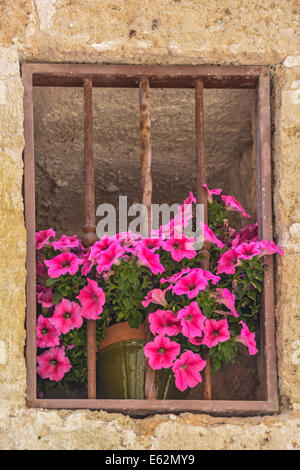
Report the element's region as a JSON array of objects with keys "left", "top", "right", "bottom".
[{"left": 0, "top": 0, "right": 300, "bottom": 450}]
